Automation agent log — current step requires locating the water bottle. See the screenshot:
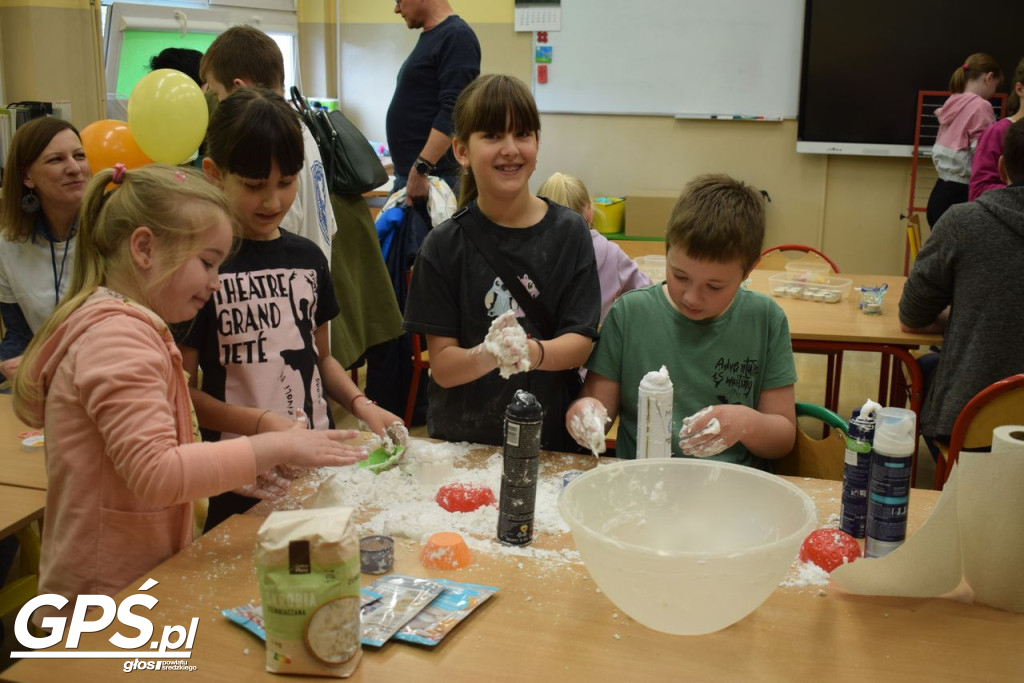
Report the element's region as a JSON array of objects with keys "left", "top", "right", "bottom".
[
  {"left": 497, "top": 390, "right": 543, "bottom": 546},
  {"left": 637, "top": 366, "right": 673, "bottom": 459},
  {"left": 865, "top": 407, "right": 916, "bottom": 558},
  {"left": 840, "top": 400, "right": 881, "bottom": 539}
]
